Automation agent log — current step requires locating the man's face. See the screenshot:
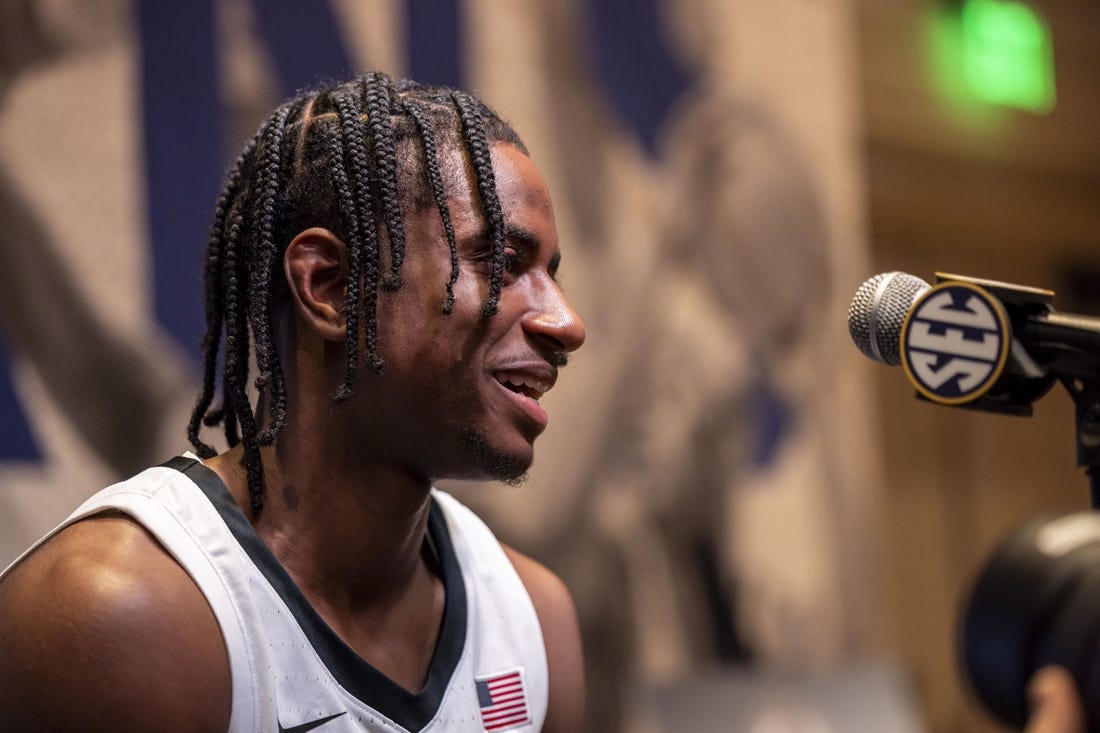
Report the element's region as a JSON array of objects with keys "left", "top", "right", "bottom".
[{"left": 355, "top": 142, "right": 586, "bottom": 483}]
